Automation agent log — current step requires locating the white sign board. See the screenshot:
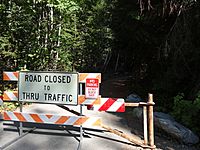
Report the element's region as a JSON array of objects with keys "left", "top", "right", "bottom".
[
  {"left": 85, "top": 78, "right": 99, "bottom": 99},
  {"left": 18, "top": 71, "right": 78, "bottom": 105}
]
